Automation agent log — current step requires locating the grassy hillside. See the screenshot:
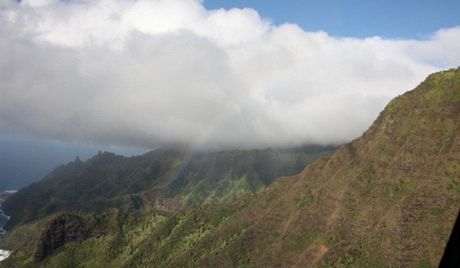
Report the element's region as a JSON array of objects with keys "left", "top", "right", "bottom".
[
  {"left": 2, "top": 146, "right": 335, "bottom": 230},
  {"left": 1, "top": 68, "right": 459, "bottom": 267}
]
